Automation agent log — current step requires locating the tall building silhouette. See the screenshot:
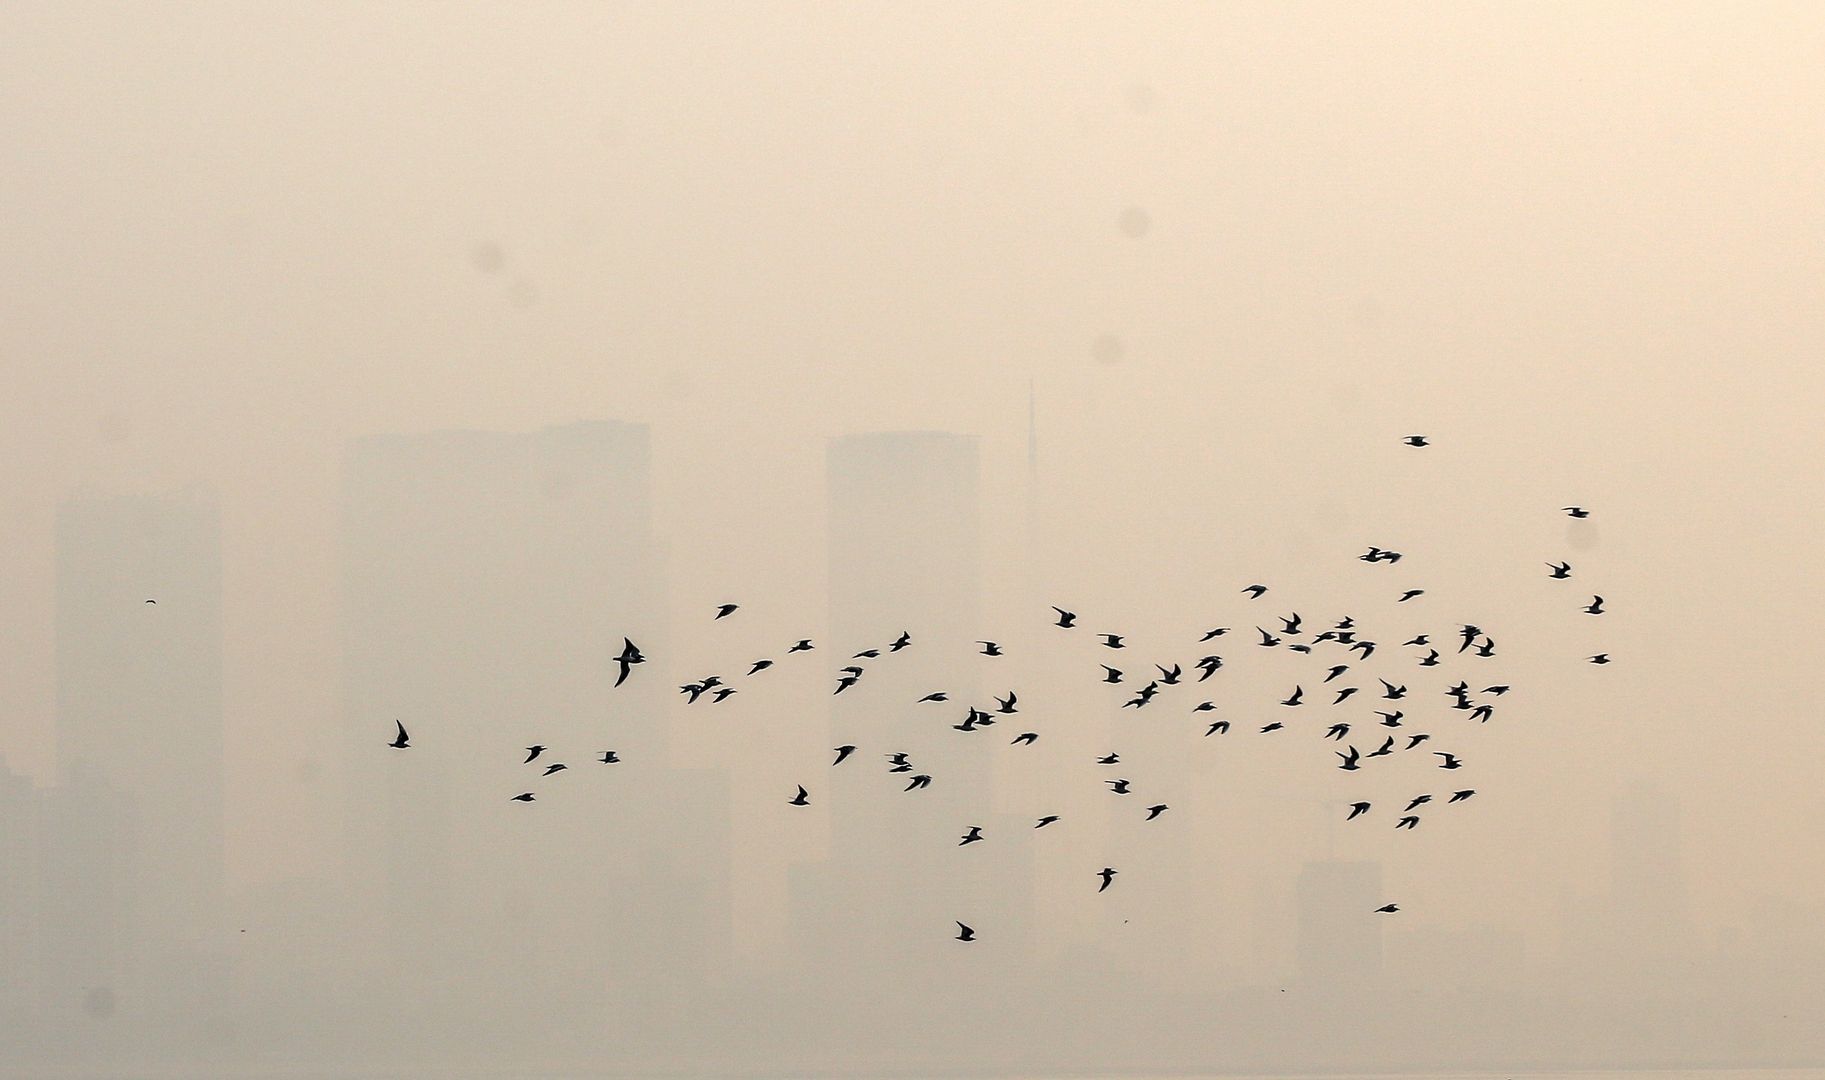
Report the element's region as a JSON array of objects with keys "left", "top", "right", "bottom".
[
  {"left": 339, "top": 421, "right": 729, "bottom": 1014},
  {"left": 0, "top": 757, "right": 41, "bottom": 1043},
  {"left": 35, "top": 763, "right": 139, "bottom": 1044},
  {"left": 52, "top": 490, "right": 225, "bottom": 974},
  {"left": 1295, "top": 859, "right": 1383, "bottom": 987},
  {"left": 1610, "top": 778, "right": 1687, "bottom": 959},
  {"left": 794, "top": 431, "right": 1033, "bottom": 987}
]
